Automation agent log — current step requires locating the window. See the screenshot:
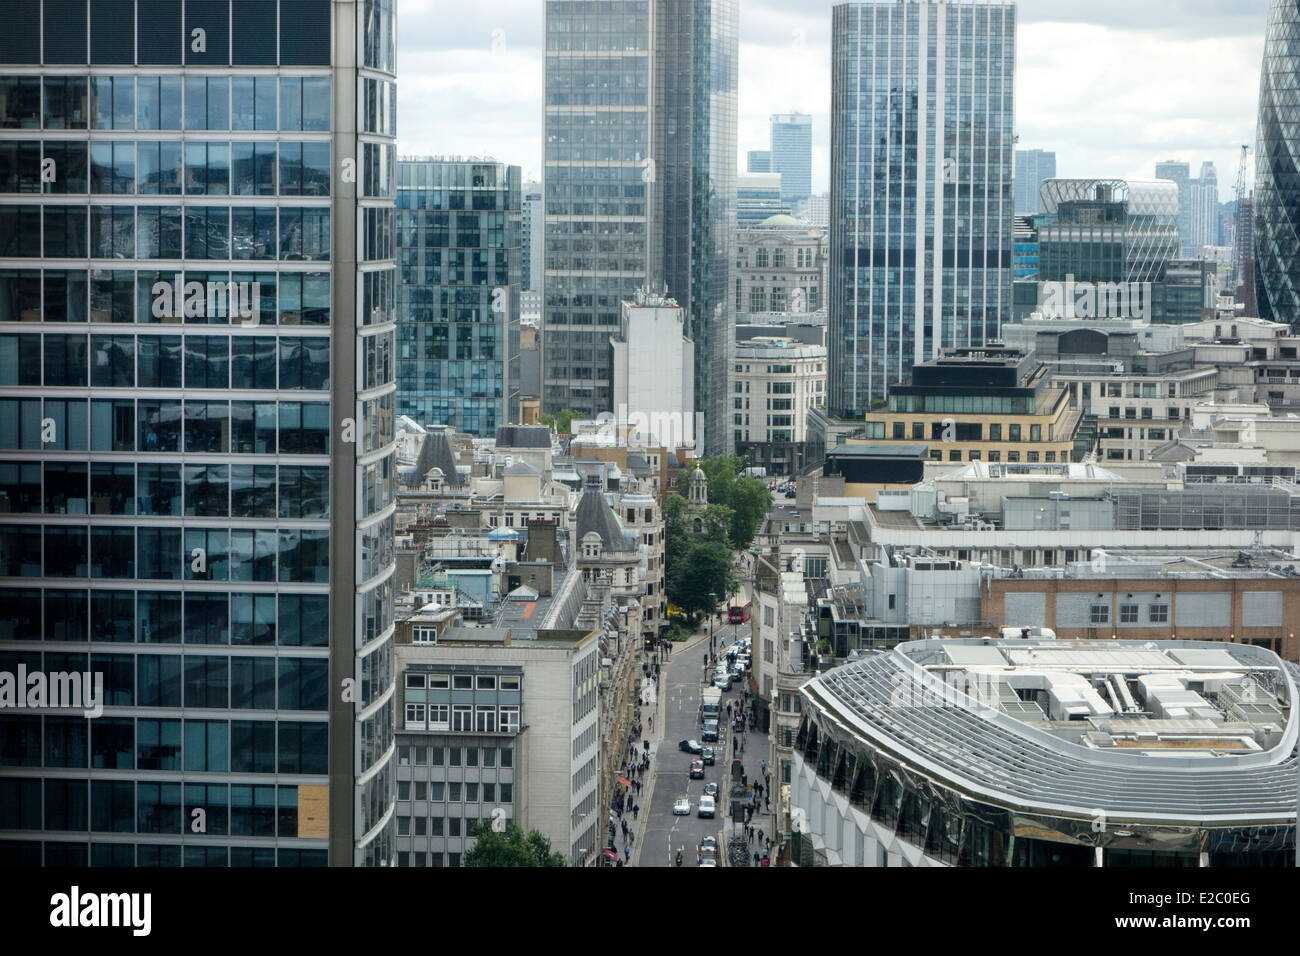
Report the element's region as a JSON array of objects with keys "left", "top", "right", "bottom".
[
  {"left": 1149, "top": 604, "right": 1169, "bottom": 624},
  {"left": 1089, "top": 605, "right": 1109, "bottom": 625},
  {"left": 452, "top": 705, "right": 472, "bottom": 732},
  {"left": 1119, "top": 604, "right": 1138, "bottom": 624},
  {"left": 500, "top": 707, "right": 520, "bottom": 733}
]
